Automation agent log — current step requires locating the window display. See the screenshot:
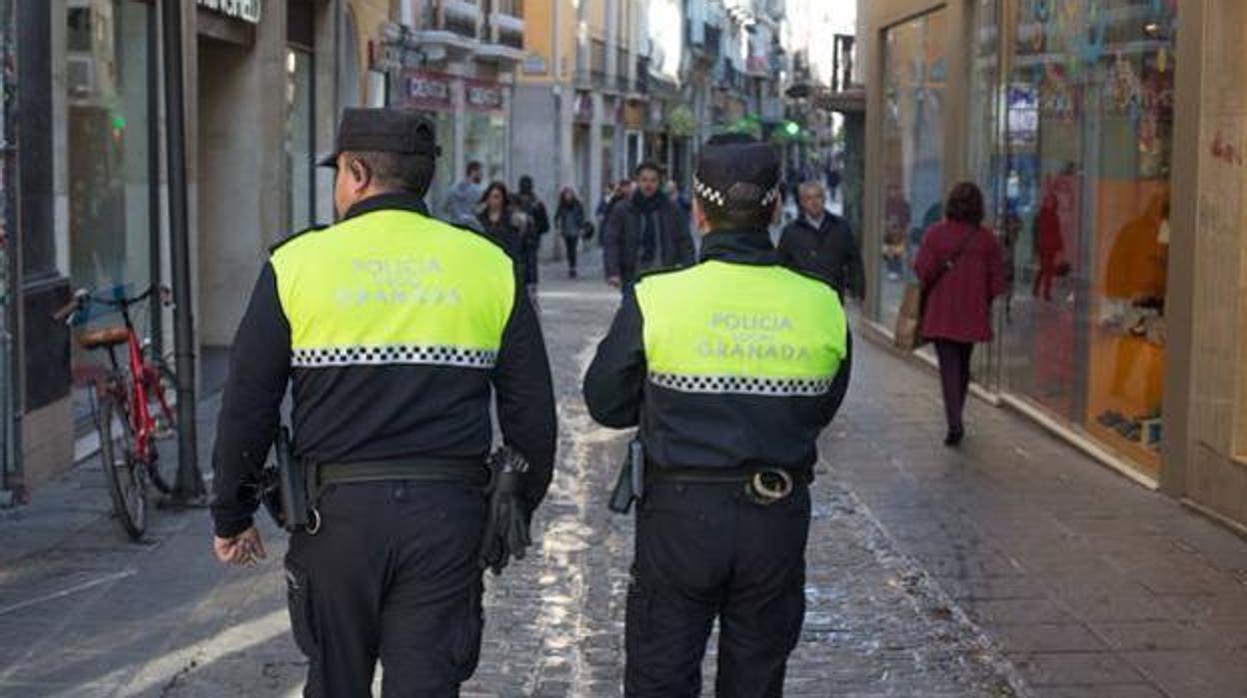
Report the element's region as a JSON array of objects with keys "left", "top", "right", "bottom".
[
  {"left": 878, "top": 10, "right": 947, "bottom": 332},
  {"left": 998, "top": 0, "right": 1177, "bottom": 475}
]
